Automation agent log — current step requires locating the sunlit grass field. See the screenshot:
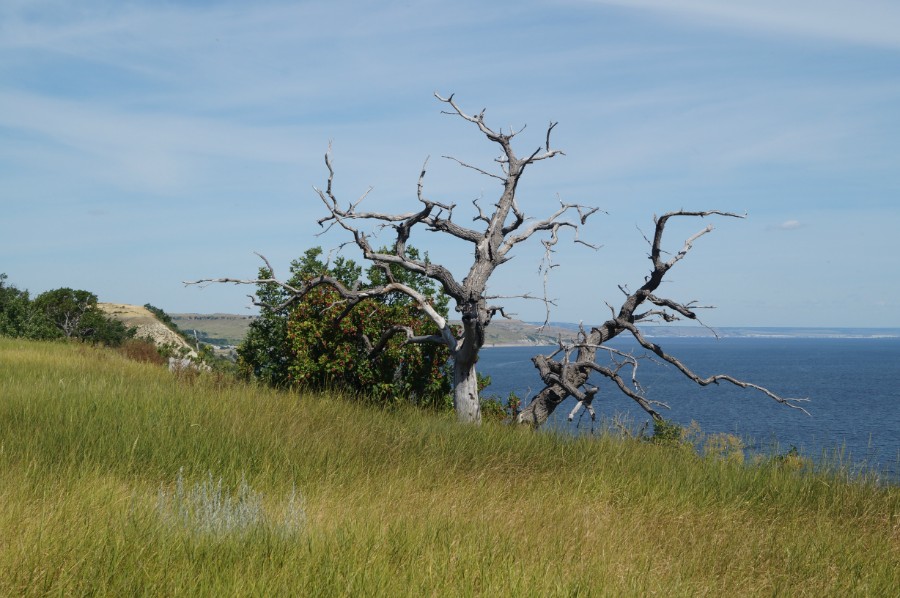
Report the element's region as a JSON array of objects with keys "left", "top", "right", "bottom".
[{"left": 1, "top": 337, "right": 898, "bottom": 596}]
